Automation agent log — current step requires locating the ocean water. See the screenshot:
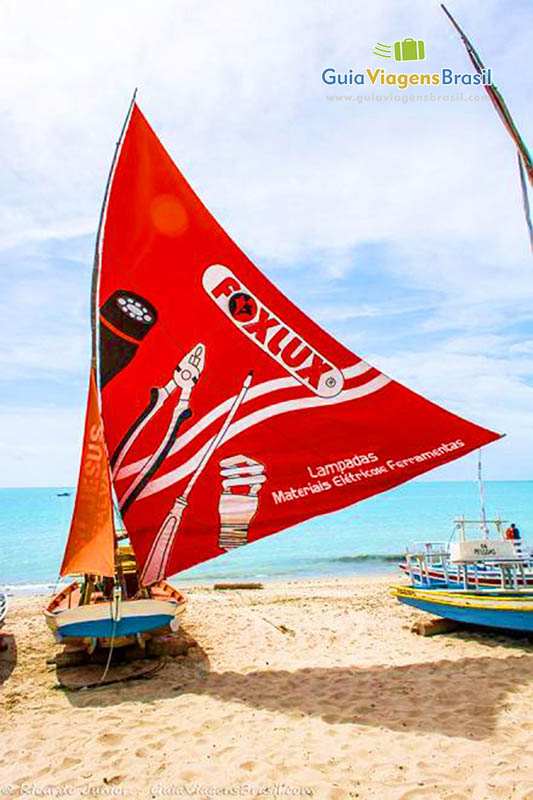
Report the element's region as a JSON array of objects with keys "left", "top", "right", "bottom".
[{"left": 0, "top": 482, "right": 531, "bottom": 593}]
